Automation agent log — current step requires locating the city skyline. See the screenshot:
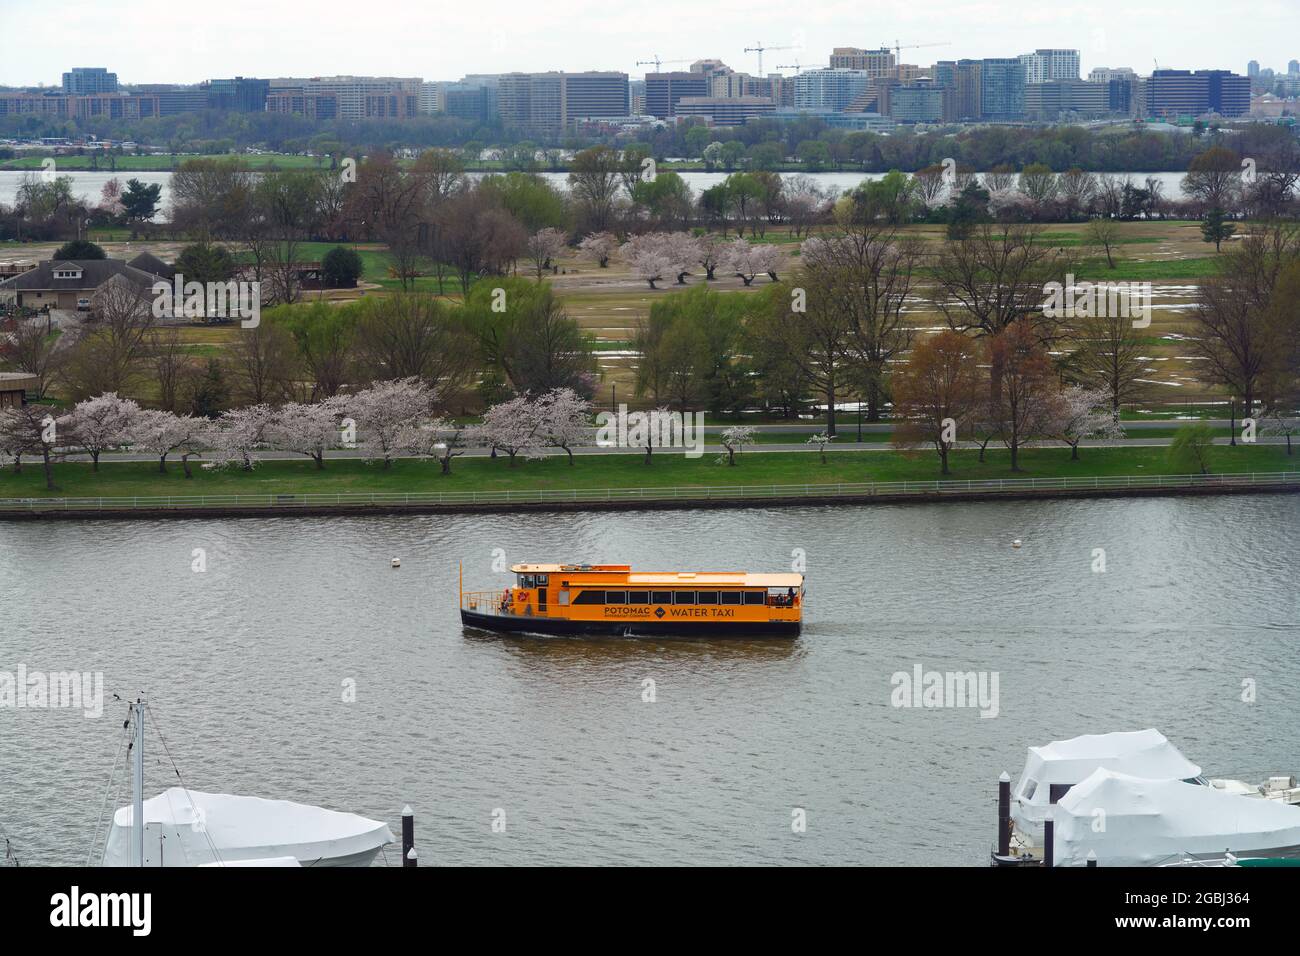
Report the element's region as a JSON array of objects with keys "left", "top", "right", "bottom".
[{"left": 1, "top": 0, "right": 1295, "bottom": 87}]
